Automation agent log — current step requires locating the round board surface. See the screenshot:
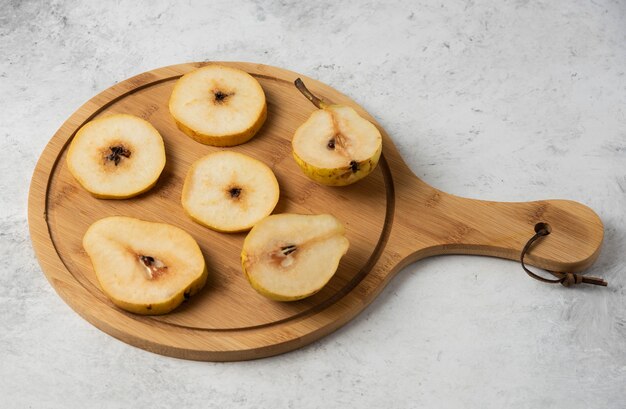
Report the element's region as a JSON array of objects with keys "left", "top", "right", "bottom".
[{"left": 28, "top": 62, "right": 395, "bottom": 360}]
